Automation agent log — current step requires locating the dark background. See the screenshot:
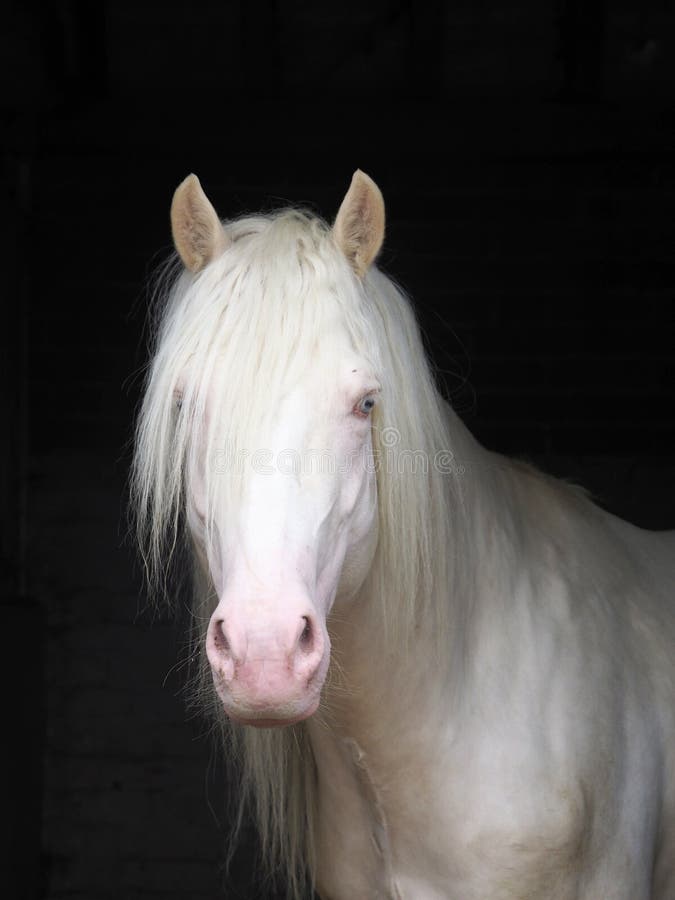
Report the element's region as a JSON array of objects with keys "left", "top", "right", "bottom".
[{"left": 2, "top": 2, "right": 674, "bottom": 898}]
